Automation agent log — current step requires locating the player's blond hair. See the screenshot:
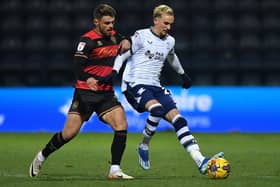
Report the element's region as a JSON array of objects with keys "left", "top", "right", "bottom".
[{"left": 153, "top": 4, "right": 174, "bottom": 18}]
